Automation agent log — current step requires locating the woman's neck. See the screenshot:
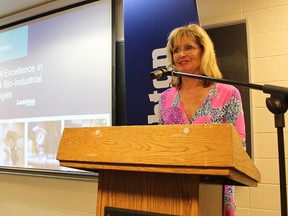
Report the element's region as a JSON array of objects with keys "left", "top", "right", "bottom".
[{"left": 180, "top": 77, "right": 204, "bottom": 90}]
